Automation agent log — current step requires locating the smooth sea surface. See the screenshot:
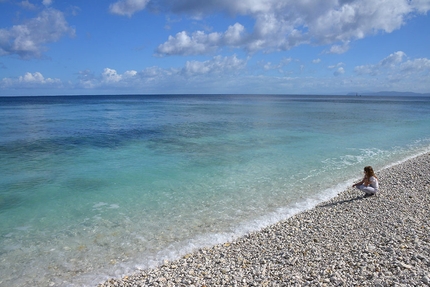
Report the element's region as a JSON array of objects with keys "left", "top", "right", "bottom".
[{"left": 1, "top": 94, "right": 430, "bottom": 286}]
